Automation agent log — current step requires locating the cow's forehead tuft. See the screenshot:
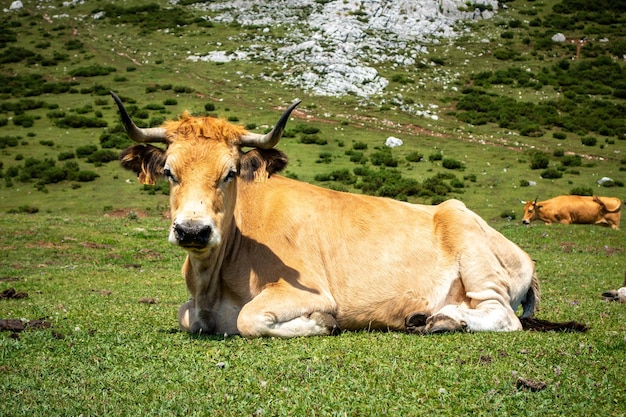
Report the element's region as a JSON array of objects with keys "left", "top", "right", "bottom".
[{"left": 163, "top": 113, "right": 247, "bottom": 144}]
